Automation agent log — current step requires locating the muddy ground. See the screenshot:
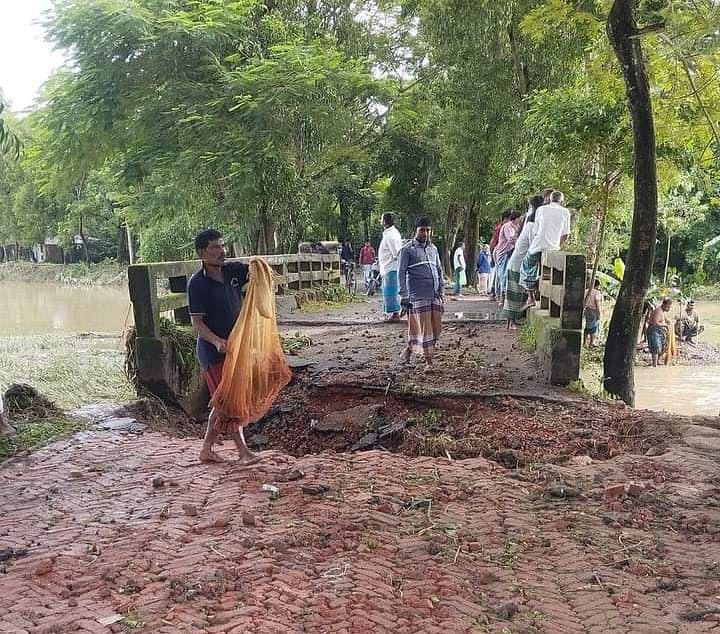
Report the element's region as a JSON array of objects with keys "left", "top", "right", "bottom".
[{"left": 5, "top": 296, "right": 720, "bottom": 632}]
